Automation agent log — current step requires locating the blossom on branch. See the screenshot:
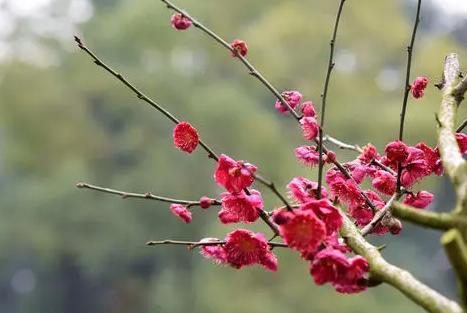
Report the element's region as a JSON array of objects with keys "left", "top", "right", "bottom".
[
  {"left": 384, "top": 140, "right": 409, "bottom": 166},
  {"left": 223, "top": 229, "right": 278, "bottom": 271},
  {"left": 218, "top": 190, "right": 263, "bottom": 224},
  {"left": 275, "top": 90, "right": 302, "bottom": 113},
  {"left": 301, "top": 199, "right": 343, "bottom": 235},
  {"left": 230, "top": 39, "right": 248, "bottom": 57},
  {"left": 371, "top": 170, "right": 396, "bottom": 195},
  {"left": 358, "top": 143, "right": 380, "bottom": 164},
  {"left": 214, "top": 154, "right": 257, "bottom": 193},
  {"left": 310, "top": 248, "right": 368, "bottom": 294},
  {"left": 411, "top": 76, "right": 429, "bottom": 99},
  {"left": 173, "top": 121, "right": 199, "bottom": 153},
  {"left": 416, "top": 142, "right": 443, "bottom": 176},
  {"left": 403, "top": 191, "right": 434, "bottom": 209},
  {"left": 300, "top": 101, "right": 317, "bottom": 117},
  {"left": 400, "top": 147, "right": 430, "bottom": 188},
  {"left": 199, "top": 196, "right": 213, "bottom": 209},
  {"left": 287, "top": 176, "right": 327, "bottom": 203},
  {"left": 300, "top": 117, "right": 319, "bottom": 140},
  {"left": 295, "top": 145, "right": 321, "bottom": 167},
  {"left": 170, "top": 13, "right": 192, "bottom": 30},
  {"left": 456, "top": 132, "right": 467, "bottom": 154},
  {"left": 170, "top": 204, "right": 192, "bottom": 223}
]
